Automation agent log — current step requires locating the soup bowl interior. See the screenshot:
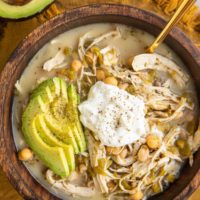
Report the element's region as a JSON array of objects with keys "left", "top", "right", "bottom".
[{"left": 0, "top": 4, "right": 200, "bottom": 200}]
